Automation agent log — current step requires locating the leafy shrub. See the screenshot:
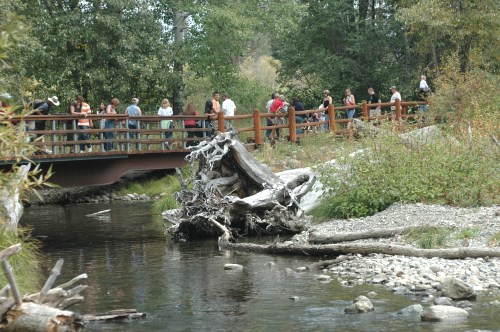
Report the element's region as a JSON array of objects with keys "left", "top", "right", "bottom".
[{"left": 313, "top": 130, "right": 499, "bottom": 219}]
